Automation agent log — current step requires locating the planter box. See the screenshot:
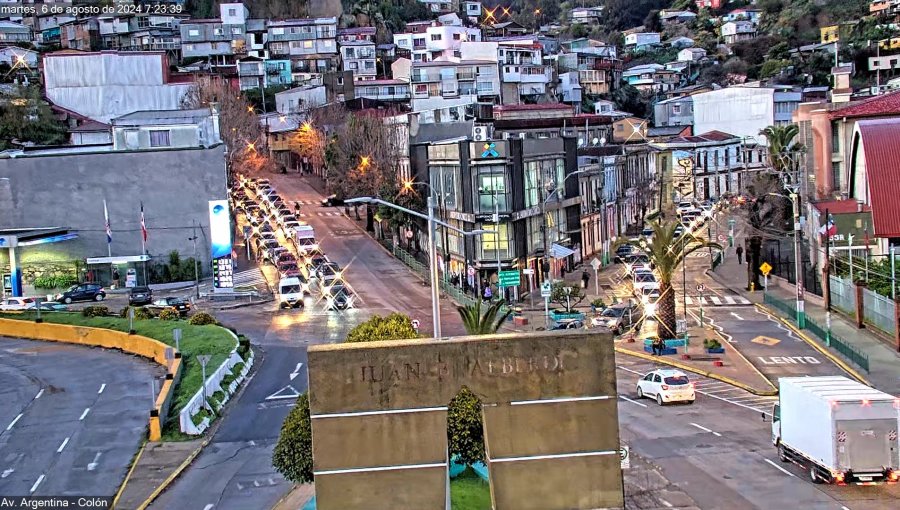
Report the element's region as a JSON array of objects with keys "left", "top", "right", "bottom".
[
  {"left": 643, "top": 338, "right": 686, "bottom": 348},
  {"left": 513, "top": 316, "right": 529, "bottom": 326},
  {"left": 706, "top": 347, "right": 725, "bottom": 354},
  {"left": 549, "top": 311, "right": 585, "bottom": 322}
]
